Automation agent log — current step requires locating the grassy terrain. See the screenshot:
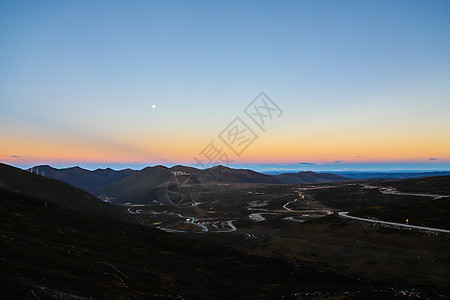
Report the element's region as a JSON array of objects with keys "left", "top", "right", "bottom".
[
  {"left": 251, "top": 215, "right": 450, "bottom": 291},
  {"left": 175, "top": 181, "right": 450, "bottom": 297},
  {"left": 2, "top": 165, "right": 450, "bottom": 299},
  {"left": 1, "top": 188, "right": 370, "bottom": 299},
  {"left": 306, "top": 183, "right": 426, "bottom": 211},
  {"left": 353, "top": 196, "right": 450, "bottom": 229},
  {"left": 378, "top": 175, "right": 450, "bottom": 195}
]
